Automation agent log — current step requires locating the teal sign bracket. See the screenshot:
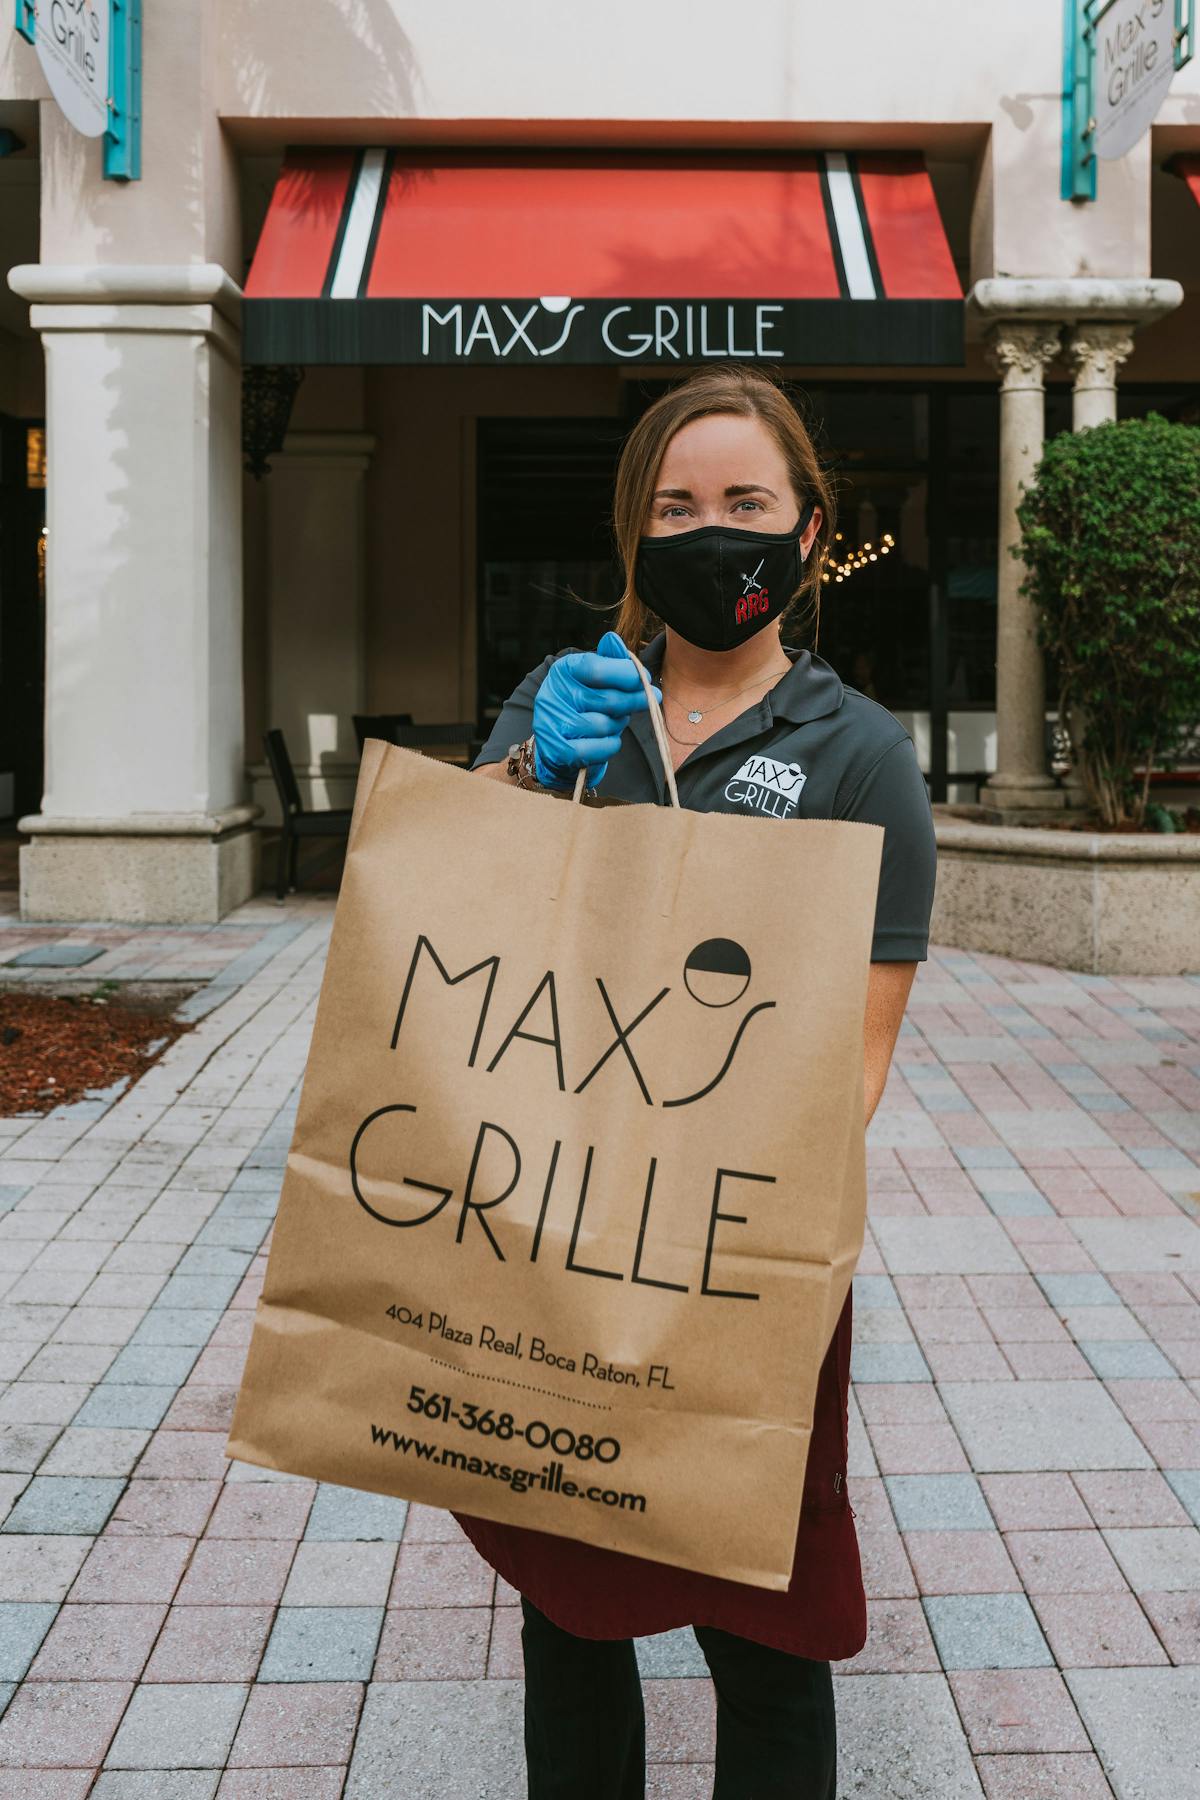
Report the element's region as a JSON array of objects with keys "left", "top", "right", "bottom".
[
  {"left": 12, "top": 1, "right": 141, "bottom": 180},
  {"left": 103, "top": 0, "right": 141, "bottom": 182},
  {"left": 1064, "top": 0, "right": 1195, "bottom": 200},
  {"left": 1062, "top": 0, "right": 1098, "bottom": 201}
]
